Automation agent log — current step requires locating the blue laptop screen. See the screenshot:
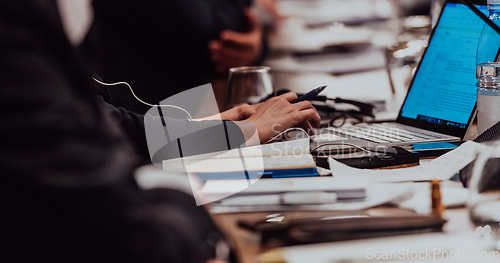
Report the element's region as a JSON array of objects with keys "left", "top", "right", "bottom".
[{"left": 400, "top": 3, "right": 488, "bottom": 128}]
